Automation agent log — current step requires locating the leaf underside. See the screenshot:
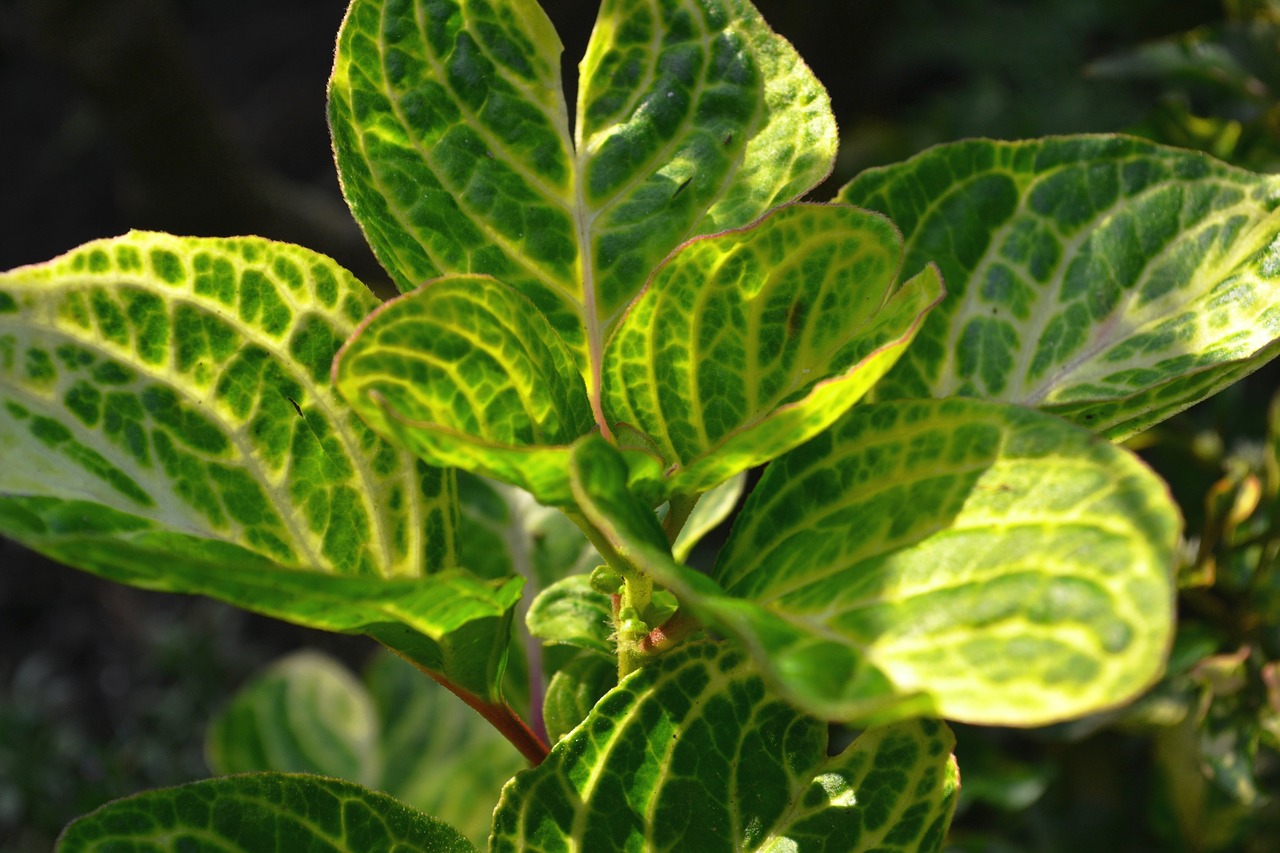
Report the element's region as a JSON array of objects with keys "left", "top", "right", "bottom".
[
  {"left": 839, "top": 135, "right": 1280, "bottom": 439},
  {"left": 491, "top": 642, "right": 958, "bottom": 853}
]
